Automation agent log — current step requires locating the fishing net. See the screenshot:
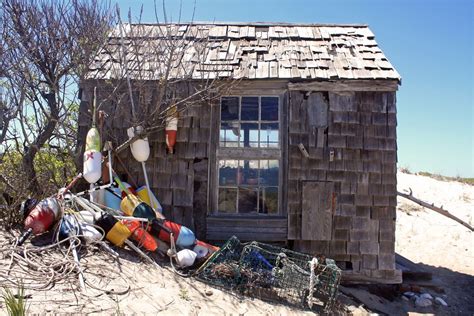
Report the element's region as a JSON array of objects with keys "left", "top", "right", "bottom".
[{"left": 195, "top": 236, "right": 342, "bottom": 312}]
